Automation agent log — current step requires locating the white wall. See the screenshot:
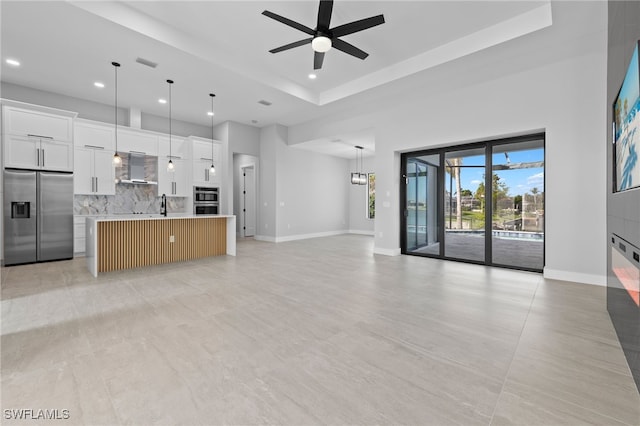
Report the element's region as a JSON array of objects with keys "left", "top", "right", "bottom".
[
  {"left": 233, "top": 153, "right": 259, "bottom": 235},
  {"left": 287, "top": 4, "right": 608, "bottom": 285},
  {"left": 257, "top": 124, "right": 350, "bottom": 242},
  {"left": 349, "top": 156, "right": 375, "bottom": 235},
  {"left": 258, "top": 125, "right": 280, "bottom": 239},
  {"left": 212, "top": 120, "right": 260, "bottom": 217},
  {"left": 276, "top": 145, "right": 349, "bottom": 240}
]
